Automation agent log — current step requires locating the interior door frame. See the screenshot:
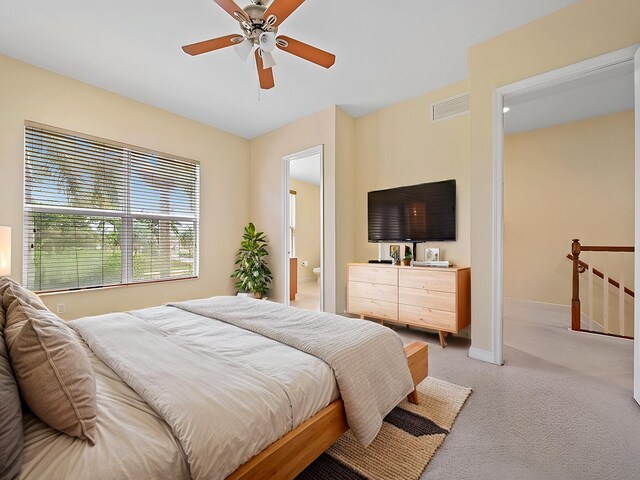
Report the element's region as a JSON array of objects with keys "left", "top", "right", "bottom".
[
  {"left": 634, "top": 46, "right": 639, "bottom": 404},
  {"left": 488, "top": 45, "right": 639, "bottom": 401},
  {"left": 282, "top": 145, "right": 324, "bottom": 311}
]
